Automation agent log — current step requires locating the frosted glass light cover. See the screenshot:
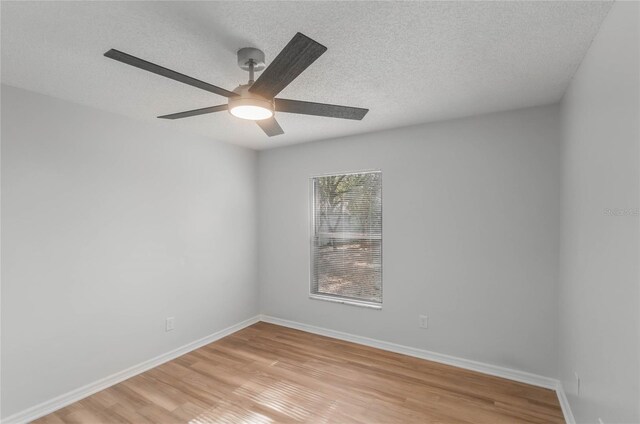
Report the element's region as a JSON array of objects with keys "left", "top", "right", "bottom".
[{"left": 229, "top": 105, "right": 273, "bottom": 120}]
